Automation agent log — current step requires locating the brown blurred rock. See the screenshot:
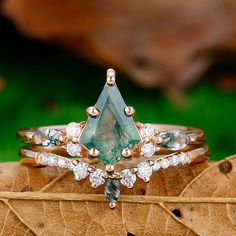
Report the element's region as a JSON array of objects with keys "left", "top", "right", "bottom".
[{"left": 2, "top": 0, "right": 236, "bottom": 93}]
